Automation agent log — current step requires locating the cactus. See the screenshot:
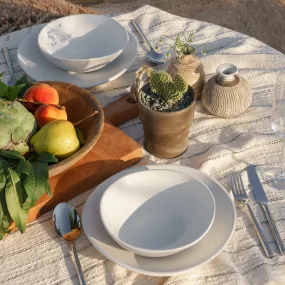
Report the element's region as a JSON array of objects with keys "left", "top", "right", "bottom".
[
  {"left": 149, "top": 71, "right": 188, "bottom": 105},
  {"left": 150, "top": 71, "right": 172, "bottom": 95},
  {"left": 173, "top": 74, "right": 188, "bottom": 93}
]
